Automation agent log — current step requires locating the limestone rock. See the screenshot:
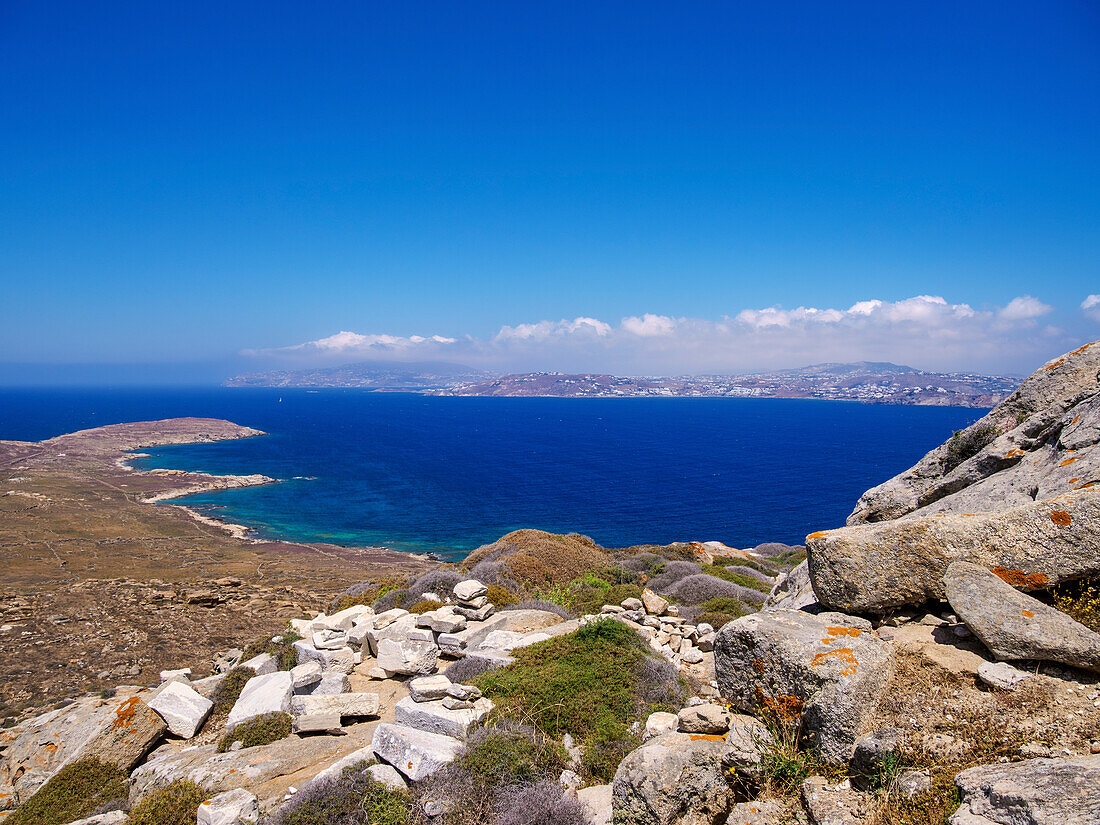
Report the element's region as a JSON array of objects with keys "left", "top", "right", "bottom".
[
  {"left": 292, "top": 641, "right": 355, "bottom": 674},
  {"left": 763, "top": 560, "right": 820, "bottom": 613},
  {"left": 393, "top": 696, "right": 492, "bottom": 739},
  {"left": 713, "top": 609, "right": 896, "bottom": 764},
  {"left": 64, "top": 812, "right": 127, "bottom": 825},
  {"left": 148, "top": 681, "right": 213, "bottom": 739},
  {"left": 644, "top": 712, "right": 678, "bottom": 740},
  {"left": 578, "top": 784, "right": 612, "bottom": 825},
  {"left": 240, "top": 653, "right": 277, "bottom": 676},
  {"left": 612, "top": 732, "right": 732, "bottom": 825},
  {"left": 808, "top": 491, "right": 1100, "bottom": 613},
  {"left": 676, "top": 704, "right": 730, "bottom": 735},
  {"left": 642, "top": 589, "right": 669, "bottom": 616},
  {"left": 130, "top": 726, "right": 375, "bottom": 812},
  {"left": 376, "top": 637, "right": 439, "bottom": 675},
  {"left": 720, "top": 715, "right": 774, "bottom": 781},
  {"left": 409, "top": 675, "right": 452, "bottom": 703},
  {"left": 370, "top": 722, "right": 463, "bottom": 781},
  {"left": 977, "top": 661, "right": 1032, "bottom": 690},
  {"left": 725, "top": 799, "right": 791, "bottom": 825},
  {"left": 73, "top": 696, "right": 166, "bottom": 772},
  {"left": 197, "top": 788, "right": 259, "bottom": 825},
  {"left": 849, "top": 728, "right": 901, "bottom": 790},
  {"left": 454, "top": 580, "right": 487, "bottom": 602},
  {"left": 363, "top": 614, "right": 419, "bottom": 657},
  {"left": 951, "top": 755, "right": 1100, "bottom": 824},
  {"left": 289, "top": 692, "right": 380, "bottom": 719},
  {"left": 945, "top": 561, "right": 1100, "bottom": 672},
  {"left": 801, "top": 776, "right": 871, "bottom": 825},
  {"left": 366, "top": 763, "right": 407, "bottom": 792},
  {"left": 226, "top": 672, "right": 293, "bottom": 732},
  {"left": 289, "top": 662, "right": 322, "bottom": 690}
]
